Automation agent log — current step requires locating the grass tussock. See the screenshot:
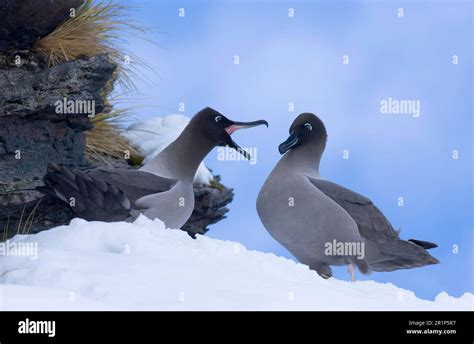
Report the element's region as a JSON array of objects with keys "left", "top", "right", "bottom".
[
  {"left": 86, "top": 108, "right": 142, "bottom": 165},
  {"left": 33, "top": 0, "right": 148, "bottom": 165},
  {"left": 32, "top": 0, "right": 149, "bottom": 164},
  {"left": 33, "top": 0, "right": 148, "bottom": 92}
]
